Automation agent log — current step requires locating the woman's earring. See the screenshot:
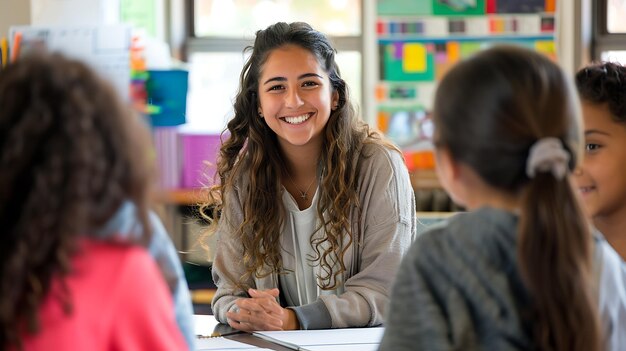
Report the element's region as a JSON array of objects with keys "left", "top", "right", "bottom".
[{"left": 258, "top": 110, "right": 264, "bottom": 118}]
